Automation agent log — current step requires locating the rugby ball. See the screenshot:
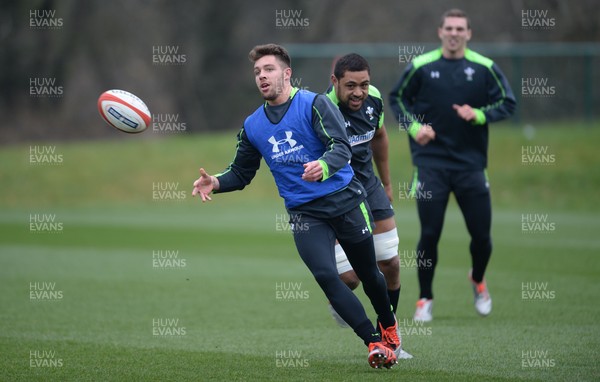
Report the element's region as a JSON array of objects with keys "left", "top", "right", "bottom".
[{"left": 97, "top": 89, "right": 151, "bottom": 133}]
